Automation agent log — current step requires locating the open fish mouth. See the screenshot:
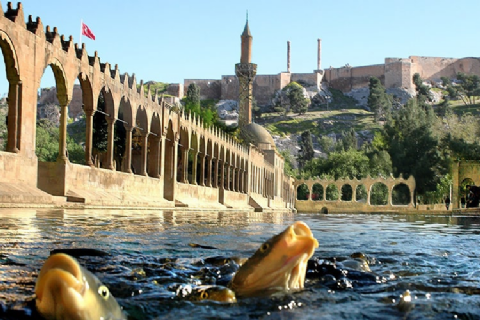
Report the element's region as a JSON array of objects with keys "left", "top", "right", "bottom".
[{"left": 230, "top": 221, "right": 319, "bottom": 297}]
